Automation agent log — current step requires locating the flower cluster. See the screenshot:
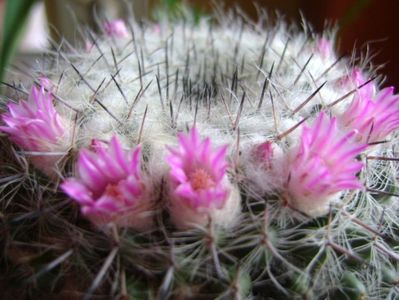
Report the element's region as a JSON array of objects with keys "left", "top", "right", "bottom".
[
  {"left": 60, "top": 127, "right": 240, "bottom": 230},
  {"left": 3, "top": 67, "right": 399, "bottom": 226},
  {"left": 61, "top": 136, "right": 154, "bottom": 230},
  {"left": 250, "top": 67, "right": 399, "bottom": 217},
  {"left": 1, "top": 85, "right": 240, "bottom": 230}
]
